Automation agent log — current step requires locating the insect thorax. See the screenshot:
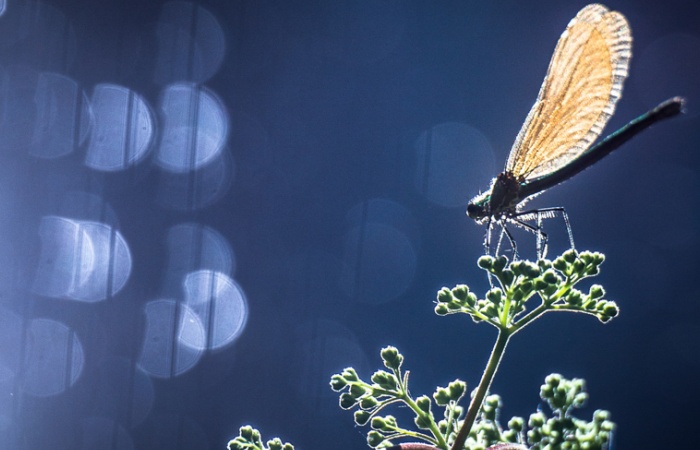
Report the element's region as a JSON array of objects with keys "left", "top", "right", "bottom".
[
  {"left": 489, "top": 172, "right": 523, "bottom": 215},
  {"left": 467, "top": 172, "right": 524, "bottom": 223}
]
